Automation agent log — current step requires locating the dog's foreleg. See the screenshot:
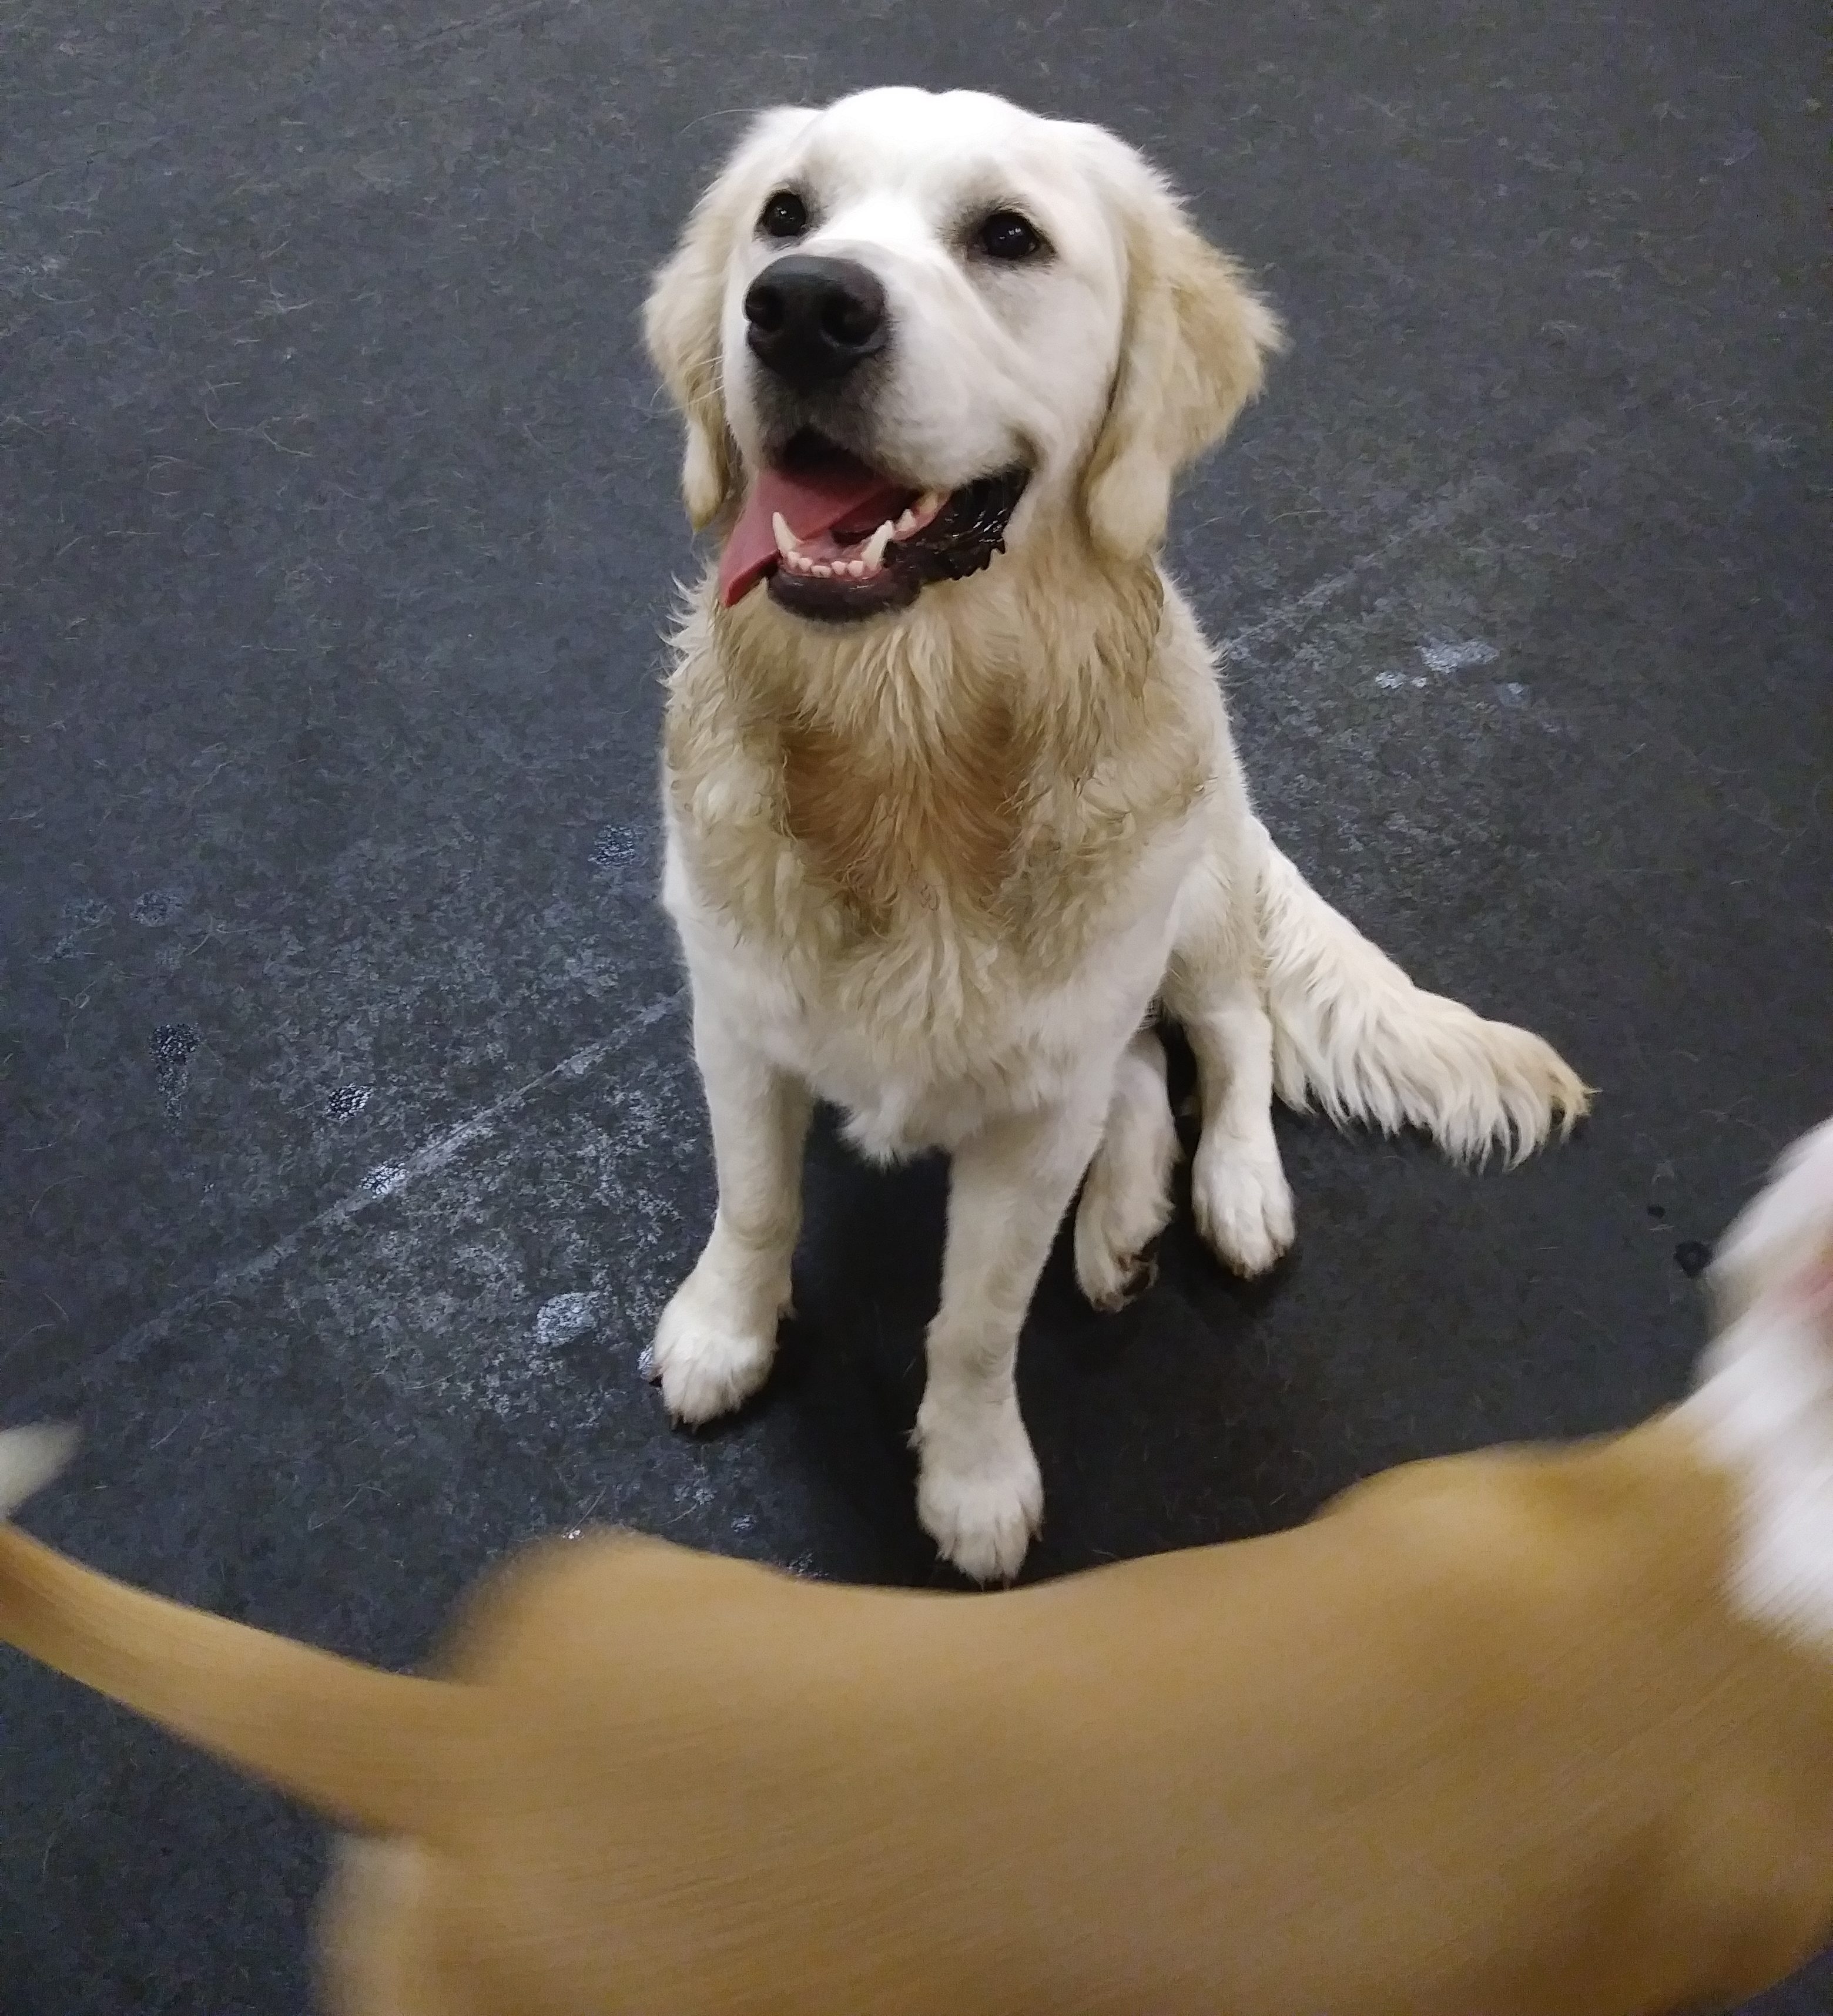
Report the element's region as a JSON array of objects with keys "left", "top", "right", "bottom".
[
  {"left": 914, "top": 1097, "right": 1108, "bottom": 1582},
  {"left": 649, "top": 1008, "right": 812, "bottom": 1425}
]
